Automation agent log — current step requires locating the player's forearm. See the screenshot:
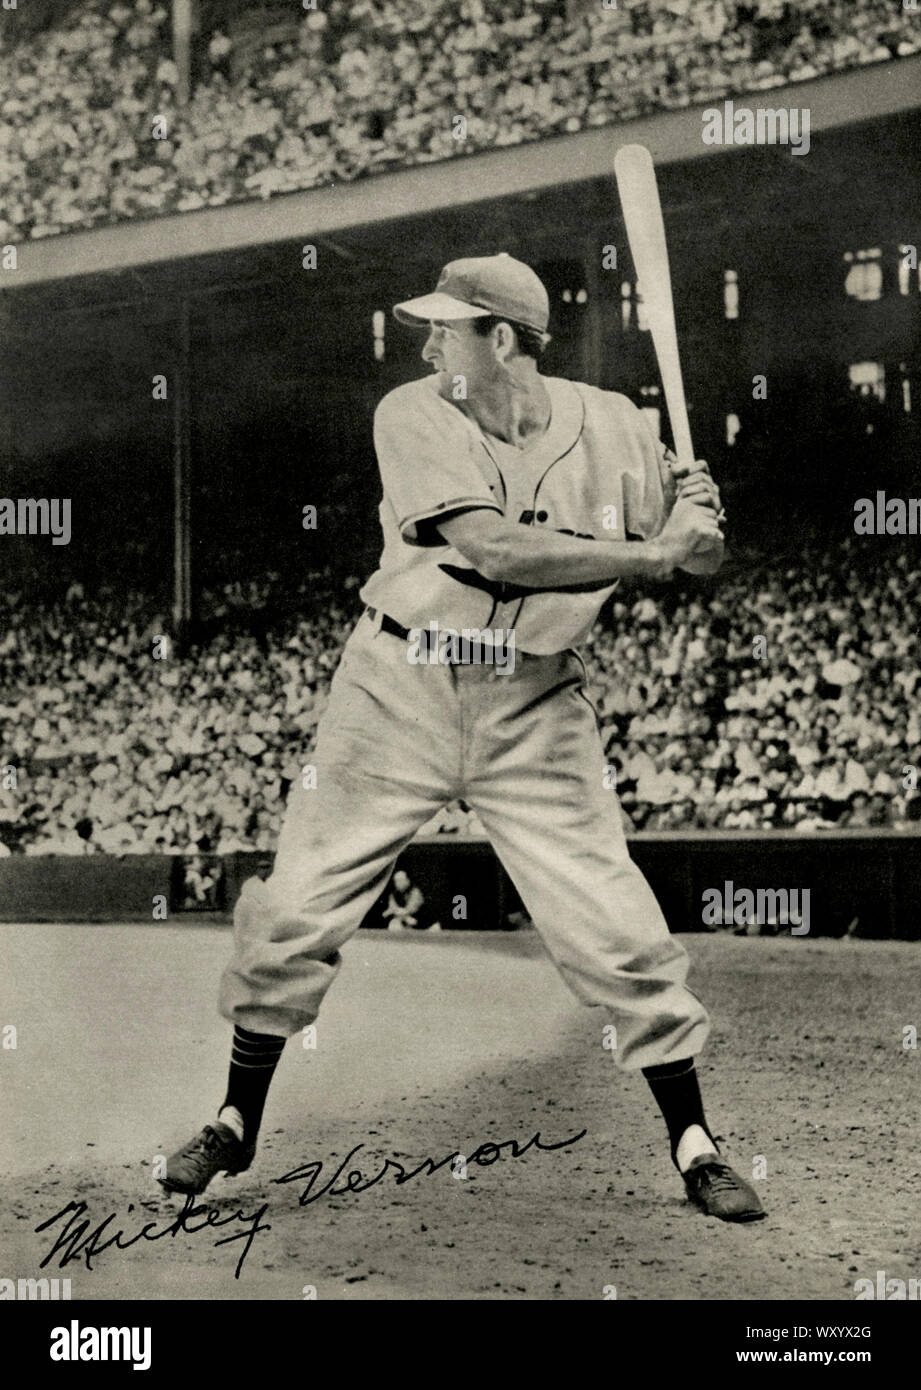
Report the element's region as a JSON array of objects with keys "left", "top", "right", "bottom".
[
  {"left": 678, "top": 537, "right": 725, "bottom": 575},
  {"left": 480, "top": 524, "right": 669, "bottom": 587}
]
